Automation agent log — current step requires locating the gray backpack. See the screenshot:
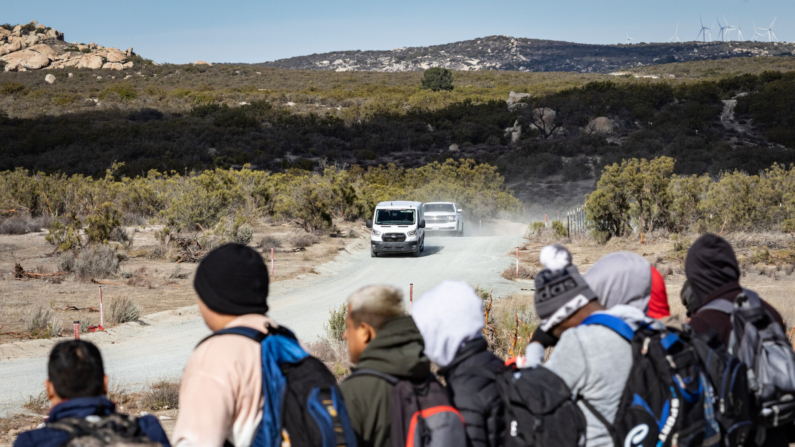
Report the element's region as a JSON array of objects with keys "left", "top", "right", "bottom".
[
  {"left": 47, "top": 414, "right": 162, "bottom": 447},
  {"left": 699, "top": 289, "right": 795, "bottom": 428}
]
